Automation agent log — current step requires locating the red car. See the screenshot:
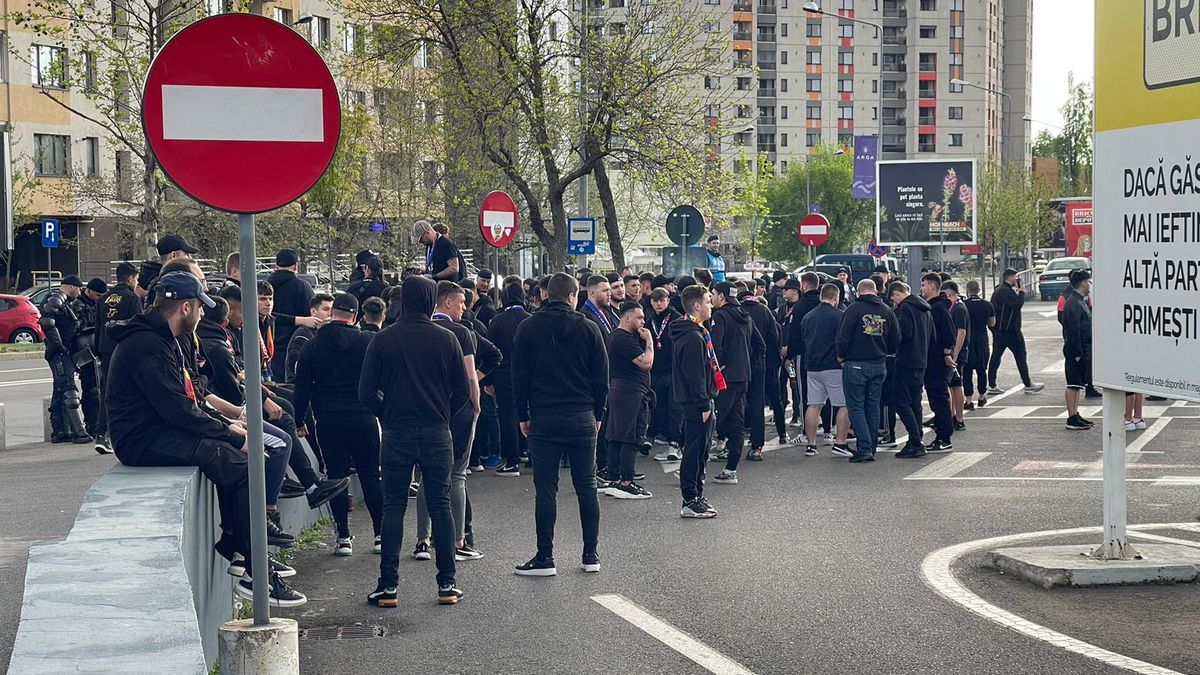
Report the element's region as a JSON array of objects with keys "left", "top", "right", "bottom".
[{"left": 0, "top": 294, "right": 44, "bottom": 343}]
